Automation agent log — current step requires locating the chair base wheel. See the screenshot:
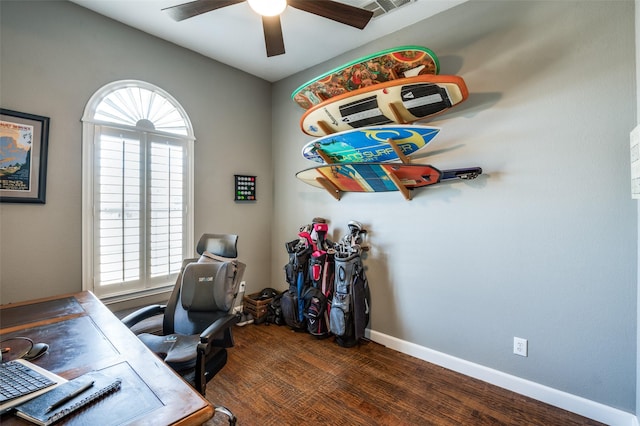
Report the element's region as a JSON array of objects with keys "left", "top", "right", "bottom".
[{"left": 215, "top": 405, "right": 237, "bottom": 426}]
